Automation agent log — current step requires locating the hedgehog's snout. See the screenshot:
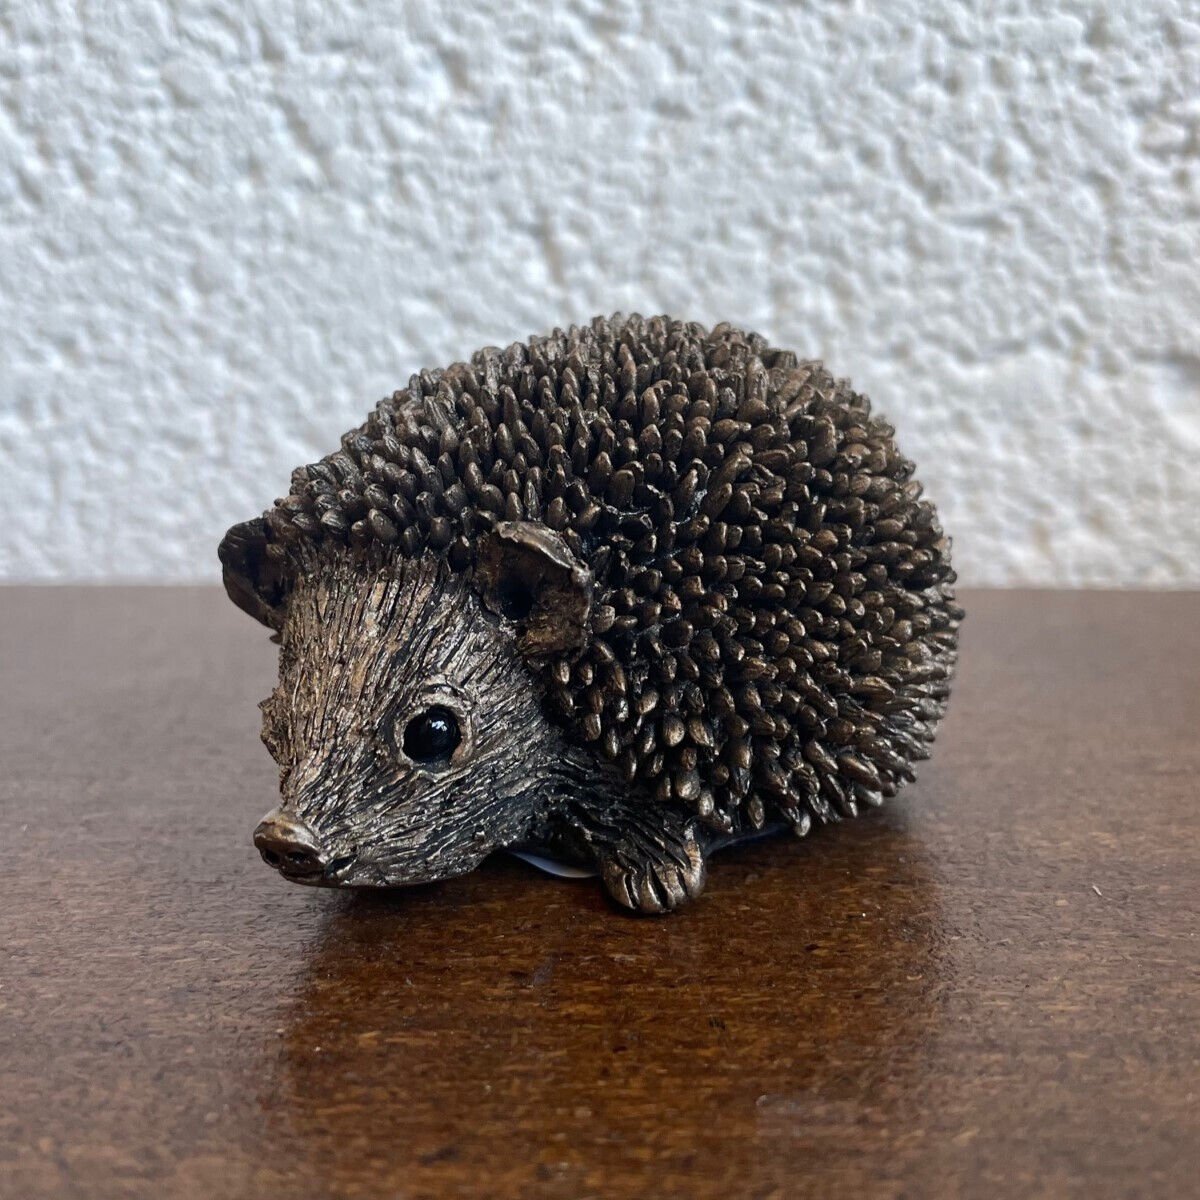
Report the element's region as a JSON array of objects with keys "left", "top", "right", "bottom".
[{"left": 254, "top": 808, "right": 355, "bottom": 885}]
